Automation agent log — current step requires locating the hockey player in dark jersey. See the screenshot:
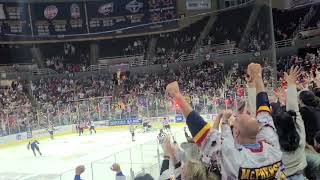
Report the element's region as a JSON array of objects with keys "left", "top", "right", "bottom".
[
  {"left": 162, "top": 117, "right": 171, "bottom": 134},
  {"left": 48, "top": 124, "right": 54, "bottom": 139},
  {"left": 157, "top": 129, "right": 167, "bottom": 144},
  {"left": 27, "top": 140, "right": 42, "bottom": 156}
]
